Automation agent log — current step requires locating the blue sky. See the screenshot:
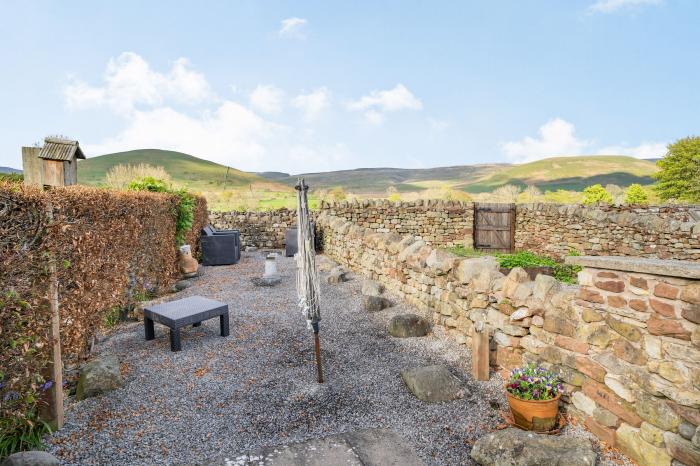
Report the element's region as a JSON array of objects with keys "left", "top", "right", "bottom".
[{"left": 1, "top": 0, "right": 698, "bottom": 173}]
